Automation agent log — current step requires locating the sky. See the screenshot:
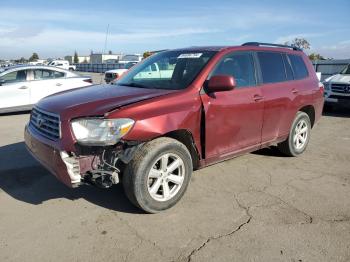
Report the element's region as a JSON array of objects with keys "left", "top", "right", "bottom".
[{"left": 0, "top": 0, "right": 349, "bottom": 59}]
